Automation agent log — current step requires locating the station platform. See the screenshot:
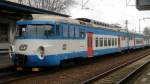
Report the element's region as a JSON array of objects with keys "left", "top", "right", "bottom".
[
  {"left": 0, "top": 53, "right": 12, "bottom": 69},
  {"left": 0, "top": 43, "right": 10, "bottom": 53},
  {"left": 132, "top": 63, "right": 150, "bottom": 84}
]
